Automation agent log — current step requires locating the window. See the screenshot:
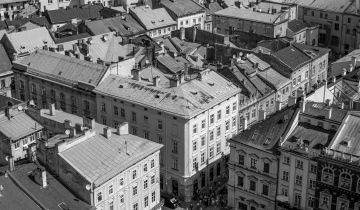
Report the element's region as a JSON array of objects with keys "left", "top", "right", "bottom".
[
  {"left": 131, "top": 126, "right": 137, "bottom": 135},
  {"left": 158, "top": 135, "right": 163, "bottom": 143},
  {"left": 336, "top": 15, "right": 339, "bottom": 21},
  {"left": 193, "top": 140, "right": 197, "bottom": 151},
  {"left": 308, "top": 196, "right": 314, "bottom": 208},
  {"left": 210, "top": 114, "right": 214, "bottom": 124},
  {"left": 193, "top": 157, "right": 198, "bottom": 170},
  {"left": 225, "top": 120, "right": 230, "bottom": 132},
  {"left": 109, "top": 185, "right": 113, "bottom": 195},
  {"left": 263, "top": 162, "right": 270, "bottom": 173},
  {"left": 201, "top": 135, "right": 205, "bottom": 146},
  {"left": 113, "top": 106, "right": 119, "bottom": 116},
  {"left": 151, "top": 175, "right": 155, "bottom": 184},
  {"left": 292, "top": 78, "right": 296, "bottom": 86},
  {"left": 296, "top": 160, "right": 303, "bottom": 169},
  {"left": 143, "top": 164, "right": 148, "bottom": 173},
  {"left": 133, "top": 170, "right": 137, "bottom": 179},
  {"left": 14, "top": 141, "right": 20, "bottom": 149},
  {"left": 251, "top": 109, "right": 256, "bottom": 119},
  {"left": 309, "top": 179, "right": 316, "bottom": 189},
  {"left": 233, "top": 102, "right": 237, "bottom": 112},
  {"left": 250, "top": 158, "right": 257, "bottom": 169},
  {"left": 152, "top": 191, "right": 156, "bottom": 202},
  {"left": 101, "top": 102, "right": 106, "bottom": 112},
  {"left": 310, "top": 164, "right": 317, "bottom": 173},
  {"left": 295, "top": 175, "right": 302, "bottom": 185},
  {"left": 120, "top": 108, "right": 125, "bottom": 117},
  {"left": 232, "top": 116, "right": 236, "bottom": 128},
  {"left": 48, "top": 0, "right": 52, "bottom": 3},
  {"left": 133, "top": 203, "right": 138, "bottom": 210},
  {"left": 201, "top": 120, "right": 205, "bottom": 129},
  {"left": 158, "top": 30, "right": 161, "bottom": 35},
  {"left": 210, "top": 130, "right": 214, "bottom": 141},
  {"left": 348, "top": 17, "right": 351, "bottom": 23},
  {"left": 143, "top": 116, "right": 148, "bottom": 125},
  {"left": 41, "top": 87, "right": 46, "bottom": 96},
  {"left": 262, "top": 184, "right": 269, "bottom": 196},
  {"left": 206, "top": 24, "right": 210, "bottom": 31},
  {"left": 297, "top": 75, "right": 301, "bottom": 84},
  {"left": 249, "top": 180, "right": 256, "bottom": 191},
  {"left": 173, "top": 141, "right": 178, "bottom": 153},
  {"left": 322, "top": 168, "right": 334, "bottom": 184},
  {"left": 97, "top": 192, "right": 102, "bottom": 202},
  {"left": 120, "top": 194, "right": 124, "bottom": 203},
  {"left": 198, "top": 17, "right": 201, "bottom": 22},
  {"left": 282, "top": 171, "right": 289, "bottom": 181},
  {"left": 320, "top": 12, "right": 323, "bottom": 18},
  {"left": 131, "top": 112, "right": 136, "bottom": 122},
  {"left": 210, "top": 147, "right": 214, "bottom": 158},
  {"left": 157, "top": 120, "right": 163, "bottom": 130},
  {"left": 226, "top": 106, "right": 230, "bottom": 115},
  {"left": 294, "top": 193, "right": 301, "bottom": 207},
  {"left": 143, "top": 130, "right": 149, "bottom": 139},
  {"left": 238, "top": 154, "right": 244, "bottom": 165},
  {"left": 237, "top": 176, "right": 243, "bottom": 187},
  {"left": 305, "top": 71, "right": 308, "bottom": 79},
  {"left": 281, "top": 187, "right": 288, "bottom": 196},
  {"left": 180, "top": 21, "right": 183, "bottom": 26},
  {"left": 283, "top": 156, "right": 290, "bottom": 165},
  {"left": 172, "top": 158, "right": 178, "bottom": 170},
  {"left": 311, "top": 11, "right": 314, "bottom": 16},
  {"left": 216, "top": 141, "right": 221, "bottom": 154},
  {"left": 119, "top": 178, "right": 124, "bottom": 186},
  {"left": 334, "top": 23, "right": 339, "bottom": 30},
  {"left": 186, "top": 20, "right": 188, "bottom": 25},
  {"left": 19, "top": 80, "right": 24, "bottom": 89},
  {"left": 22, "top": 138, "right": 28, "bottom": 145},
  {"left": 133, "top": 186, "right": 138, "bottom": 196},
  {"left": 201, "top": 152, "right": 205, "bottom": 164},
  {"left": 193, "top": 18, "right": 196, "bottom": 24},
  {"left": 151, "top": 159, "right": 155, "bottom": 168},
  {"left": 144, "top": 196, "right": 149, "bottom": 207},
  {"left": 193, "top": 124, "right": 197, "bottom": 135},
  {"left": 216, "top": 126, "right": 221, "bottom": 137},
  {"left": 339, "top": 173, "right": 351, "bottom": 190},
  {"left": 324, "top": 13, "right": 328, "bottom": 19}
]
